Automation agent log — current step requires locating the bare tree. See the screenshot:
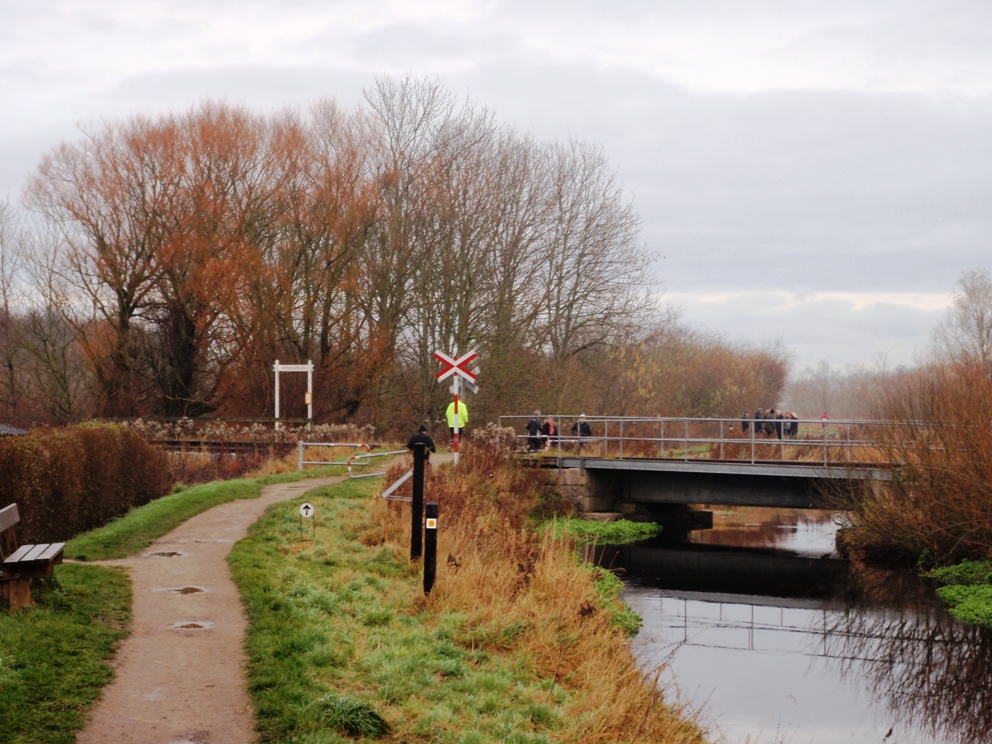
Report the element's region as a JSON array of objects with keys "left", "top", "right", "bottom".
[
  {"left": 25, "top": 122, "right": 169, "bottom": 415},
  {"left": 0, "top": 200, "right": 25, "bottom": 418},
  {"left": 934, "top": 268, "right": 992, "bottom": 369}
]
